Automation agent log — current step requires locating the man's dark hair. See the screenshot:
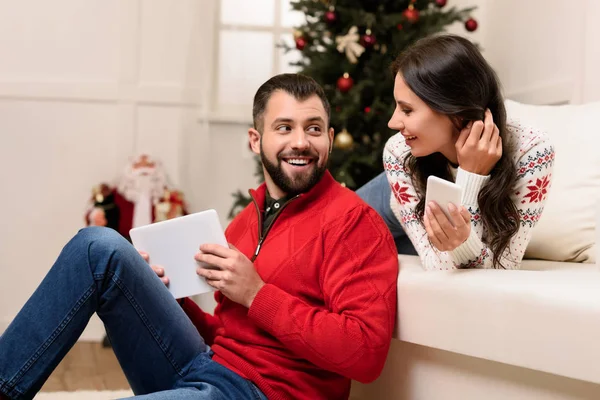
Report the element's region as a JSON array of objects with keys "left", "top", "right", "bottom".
[{"left": 252, "top": 73, "right": 331, "bottom": 132}]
